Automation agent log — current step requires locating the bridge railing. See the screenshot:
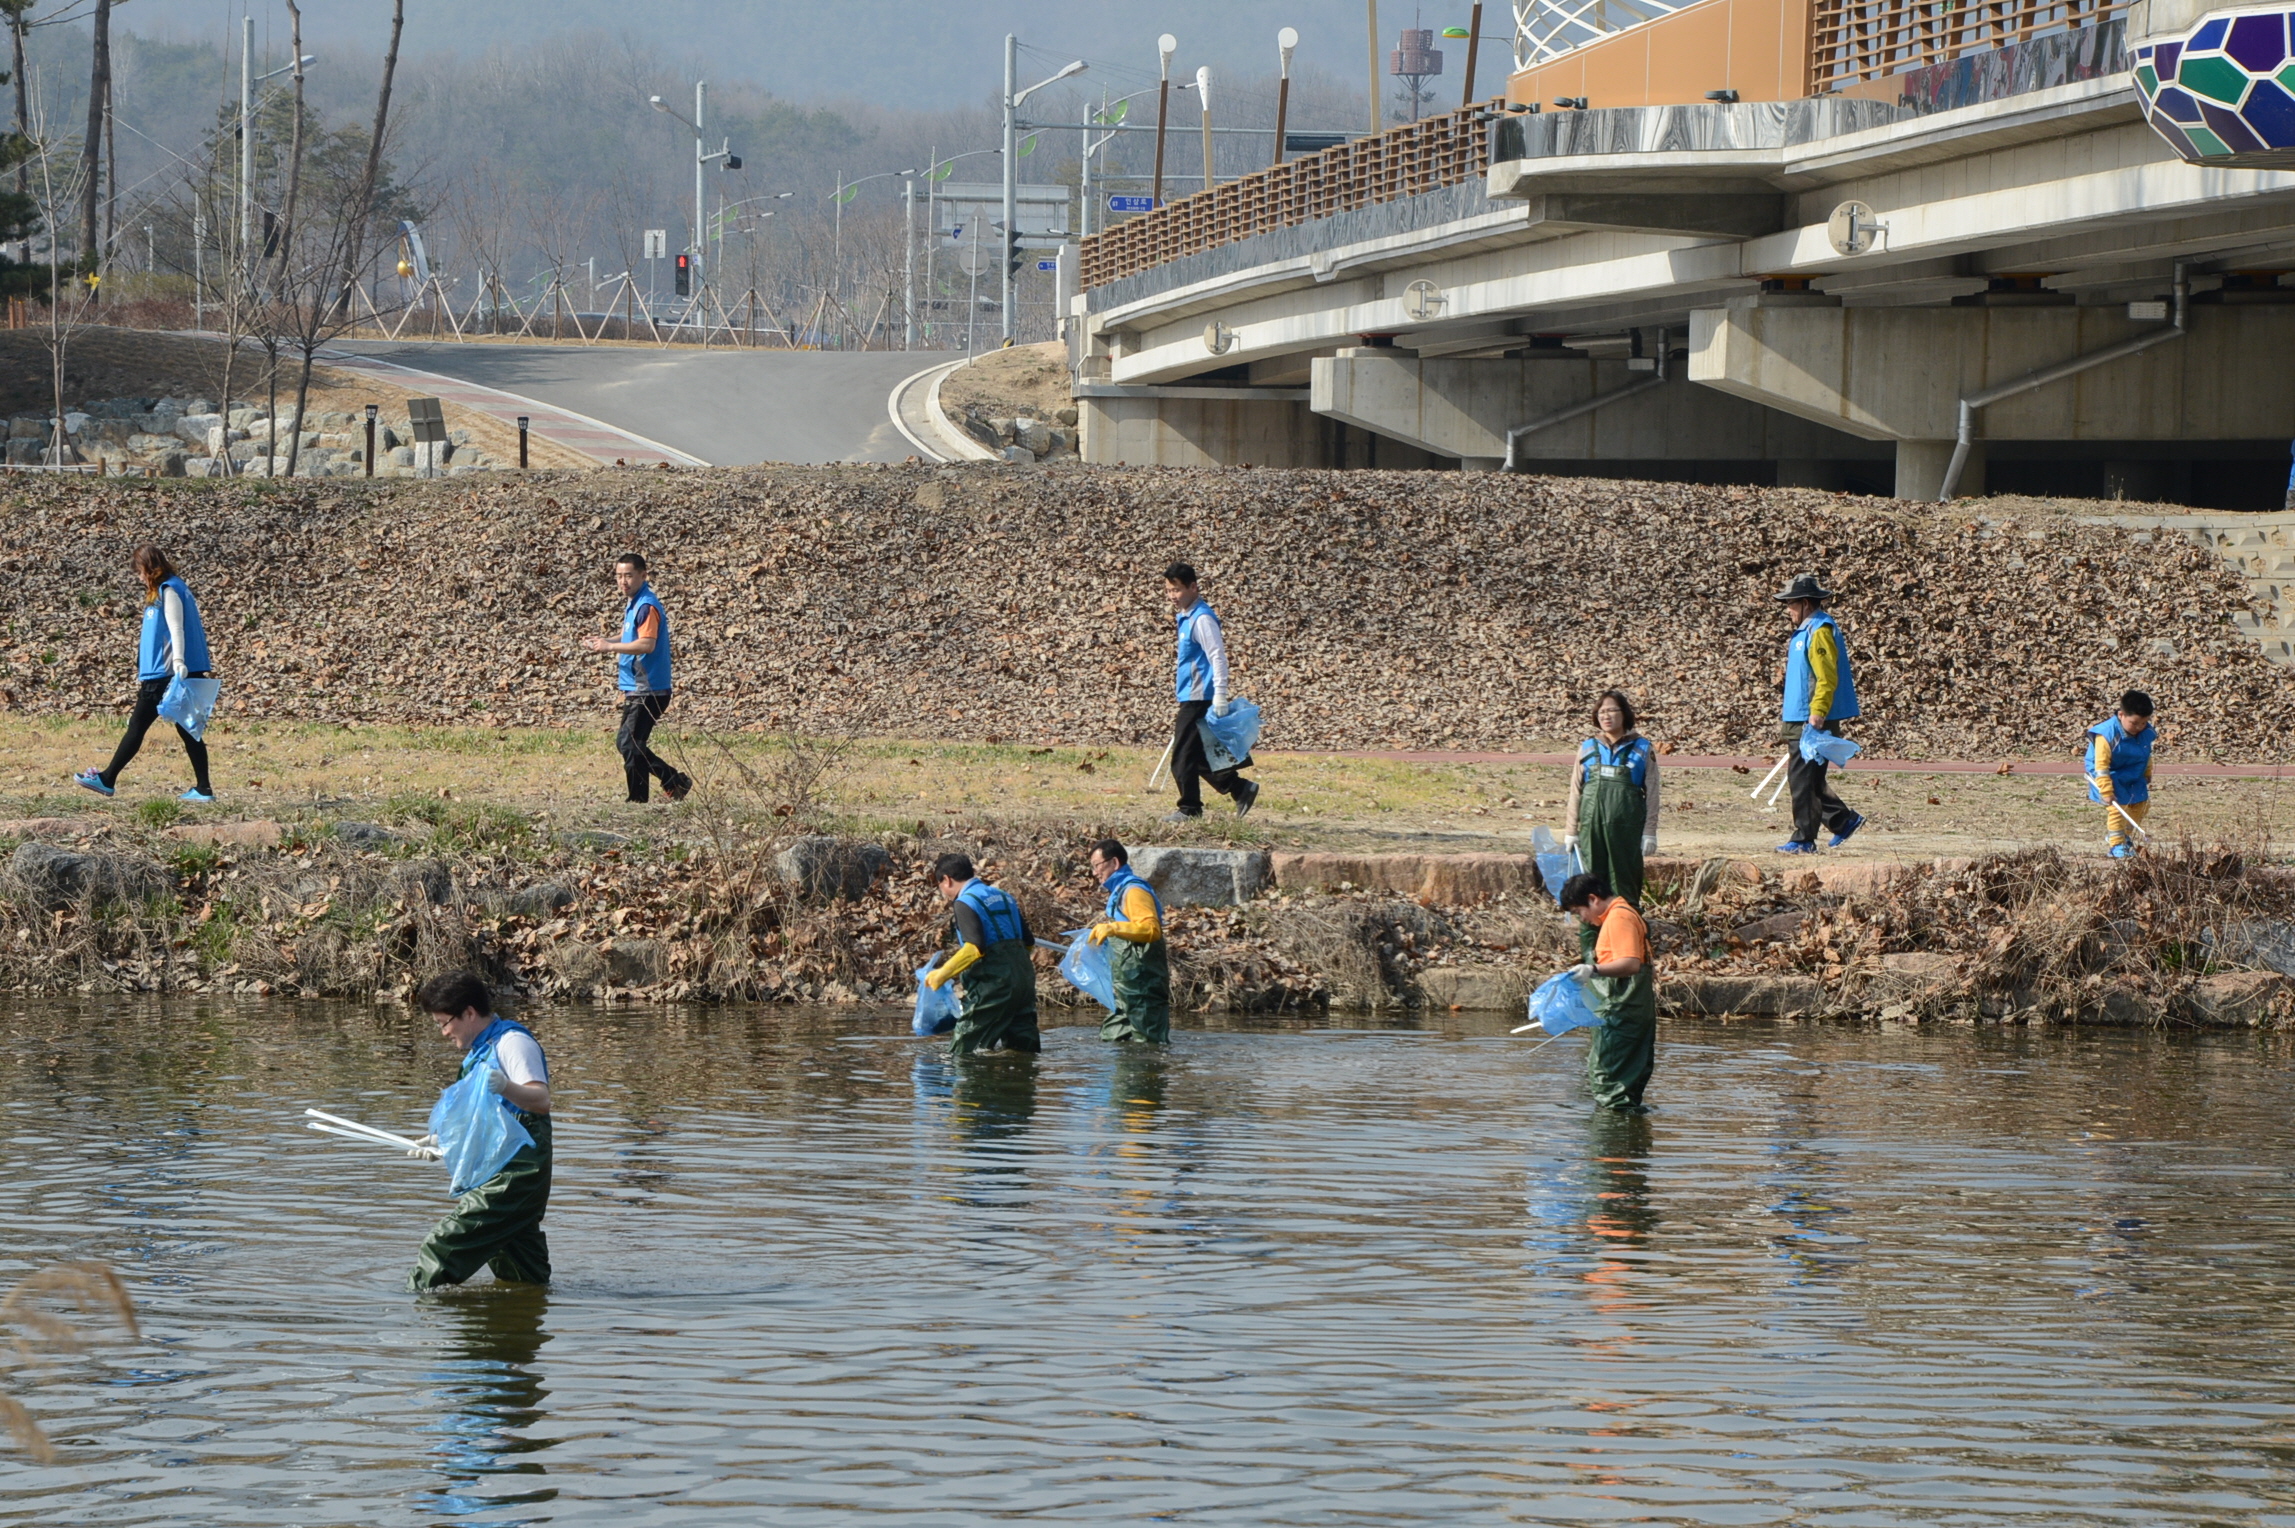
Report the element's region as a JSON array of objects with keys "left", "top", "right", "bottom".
[
  {"left": 1807, "top": 0, "right": 2127, "bottom": 93},
  {"left": 1080, "top": 99, "right": 1503, "bottom": 291}
]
